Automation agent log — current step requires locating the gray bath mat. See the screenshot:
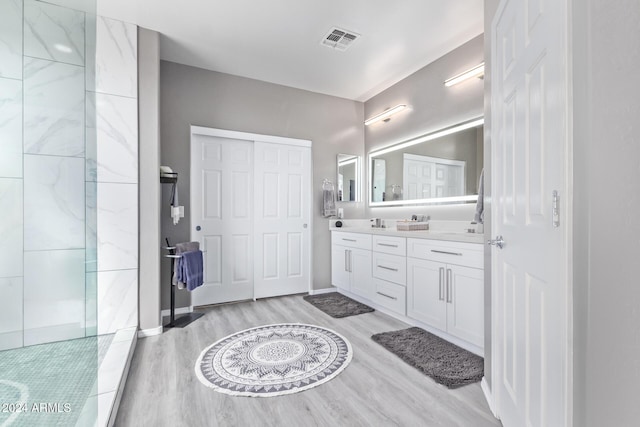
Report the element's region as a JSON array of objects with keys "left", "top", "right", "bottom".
[
  {"left": 371, "top": 327, "right": 483, "bottom": 388},
  {"left": 303, "top": 292, "right": 374, "bottom": 318}
]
